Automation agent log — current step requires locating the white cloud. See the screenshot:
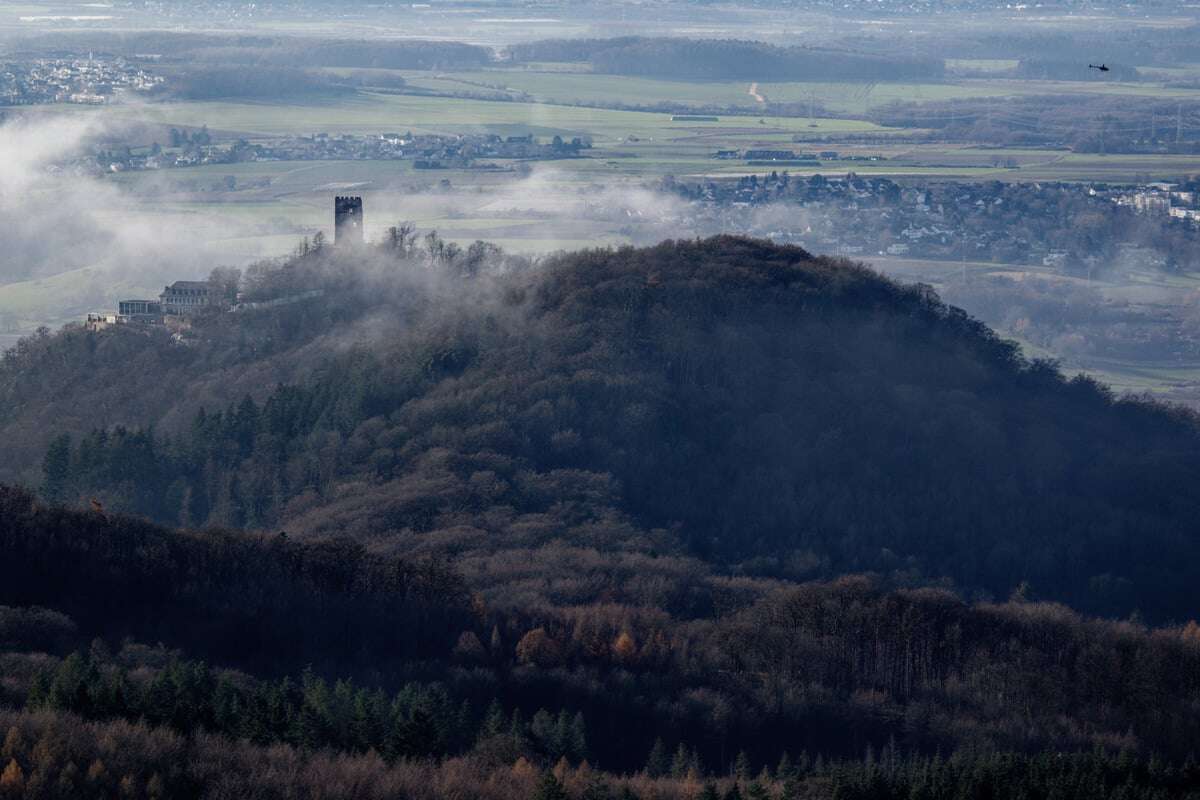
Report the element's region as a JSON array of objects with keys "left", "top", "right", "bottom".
[{"left": 0, "top": 111, "right": 253, "bottom": 321}]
